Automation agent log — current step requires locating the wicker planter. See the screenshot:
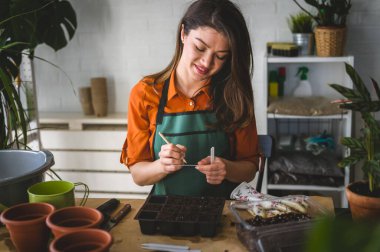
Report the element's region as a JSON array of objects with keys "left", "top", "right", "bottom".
[{"left": 314, "top": 26, "right": 346, "bottom": 57}]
